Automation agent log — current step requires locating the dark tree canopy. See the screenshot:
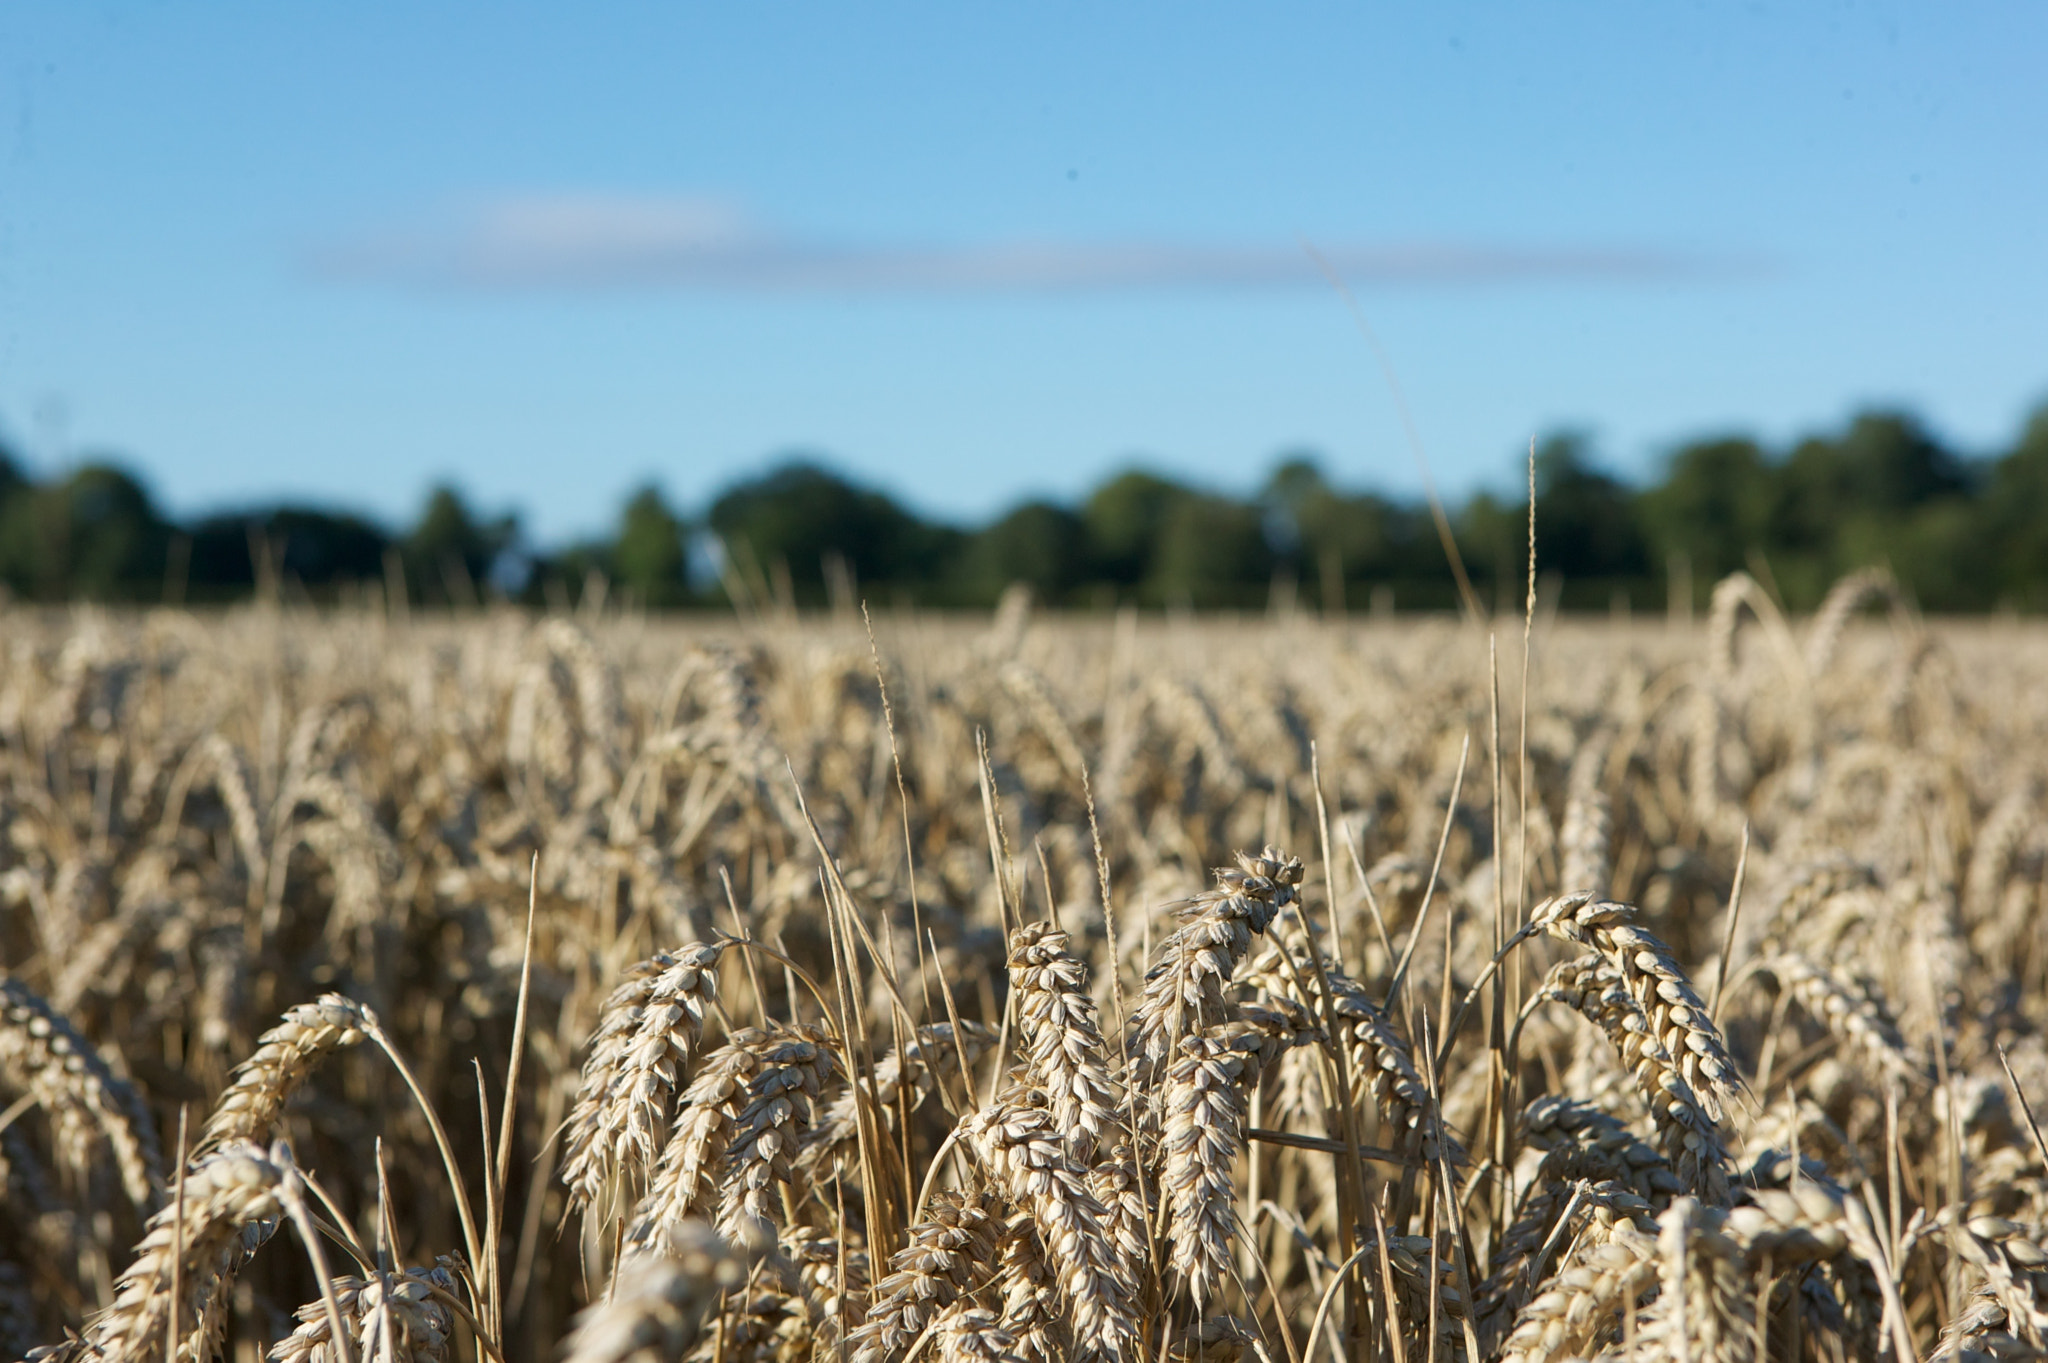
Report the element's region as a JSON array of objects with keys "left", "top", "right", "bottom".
[
  {"left": 613, "top": 485, "right": 689, "bottom": 607},
  {"left": 709, "top": 459, "right": 958, "bottom": 604},
  {"left": 1083, "top": 468, "right": 1188, "bottom": 586},
  {"left": 956, "top": 500, "right": 1090, "bottom": 605},
  {"left": 0, "top": 462, "right": 172, "bottom": 601},
  {"left": 6, "top": 397, "right": 2048, "bottom": 613},
  {"left": 405, "top": 484, "right": 518, "bottom": 604},
  {"left": 1638, "top": 436, "right": 1774, "bottom": 583},
  {"left": 187, "top": 507, "right": 390, "bottom": 598}
]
